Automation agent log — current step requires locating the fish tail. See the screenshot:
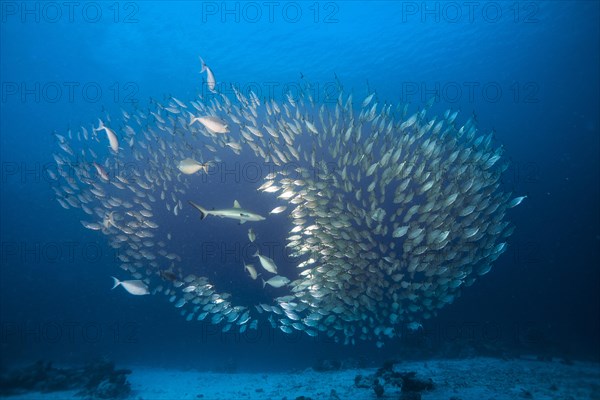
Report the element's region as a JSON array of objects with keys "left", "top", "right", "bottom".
[
  {"left": 199, "top": 57, "right": 207, "bottom": 73},
  {"left": 94, "top": 119, "right": 104, "bottom": 132},
  {"left": 188, "top": 200, "right": 207, "bottom": 220},
  {"left": 111, "top": 276, "right": 120, "bottom": 290},
  {"left": 261, "top": 278, "right": 266, "bottom": 288},
  {"left": 253, "top": 250, "right": 259, "bottom": 258}
]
